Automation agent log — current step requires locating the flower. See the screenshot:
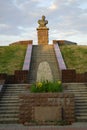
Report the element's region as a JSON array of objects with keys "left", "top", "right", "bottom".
[
  {"left": 36, "top": 82, "right": 42, "bottom": 88},
  {"left": 58, "top": 81, "right": 62, "bottom": 85}
]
